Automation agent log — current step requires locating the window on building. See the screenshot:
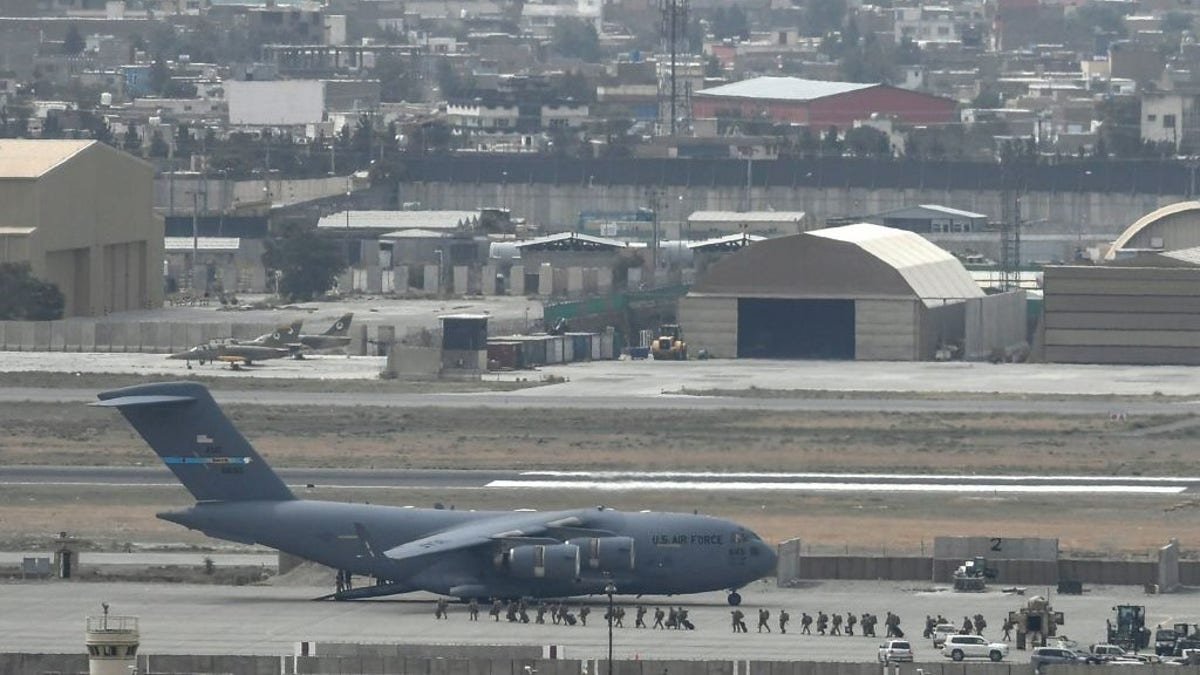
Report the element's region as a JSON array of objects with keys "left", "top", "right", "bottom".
[
  {"left": 937, "top": 26, "right": 950, "bottom": 35},
  {"left": 1165, "top": 114, "right": 1177, "bottom": 128},
  {"left": 1148, "top": 114, "right": 1157, "bottom": 122}
]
